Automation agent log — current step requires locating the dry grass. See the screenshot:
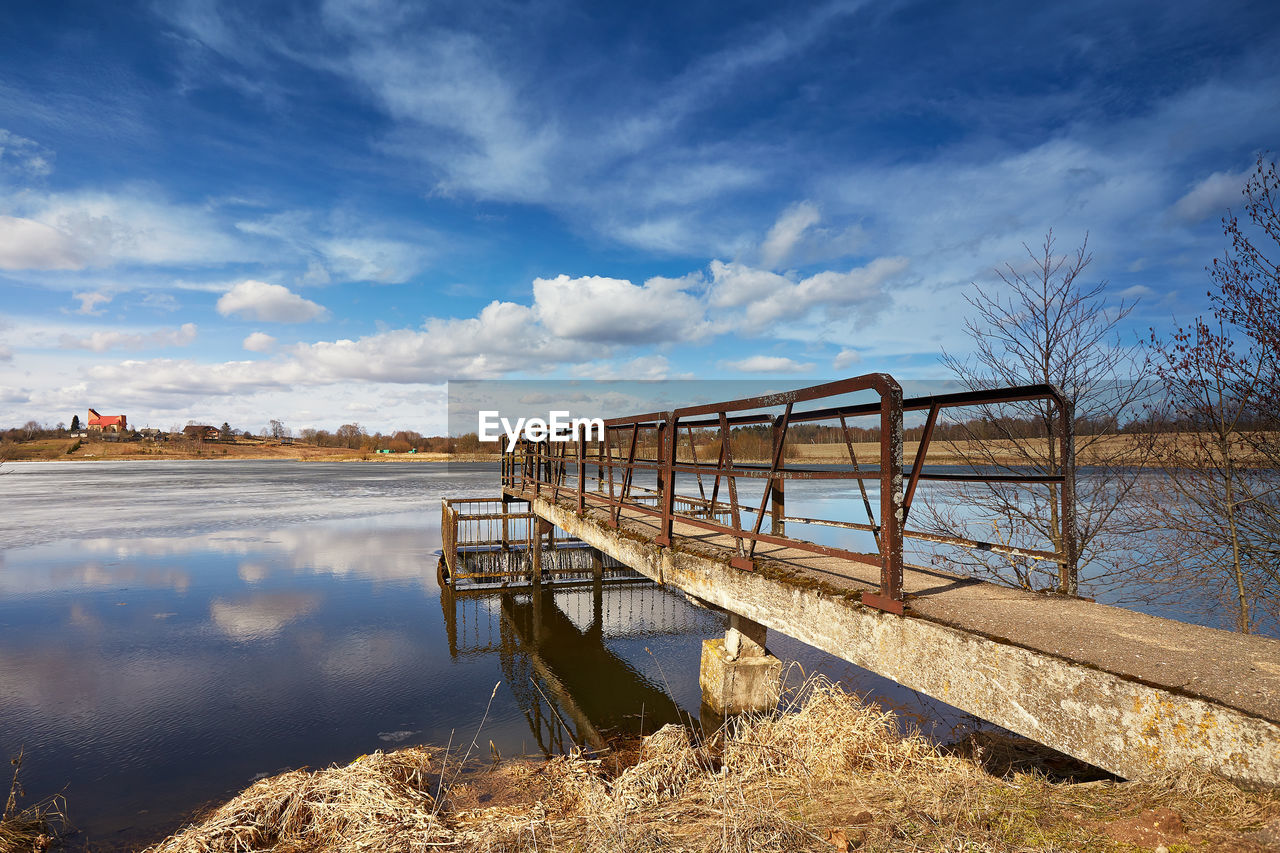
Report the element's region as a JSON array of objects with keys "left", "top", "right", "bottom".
[
  {"left": 144, "top": 748, "right": 449, "bottom": 853},
  {"left": 788, "top": 432, "right": 1280, "bottom": 468},
  {"left": 1, "top": 439, "right": 472, "bottom": 463},
  {"left": 1, "top": 751, "right": 63, "bottom": 853},
  {"left": 143, "top": 677, "right": 1280, "bottom": 853}
]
